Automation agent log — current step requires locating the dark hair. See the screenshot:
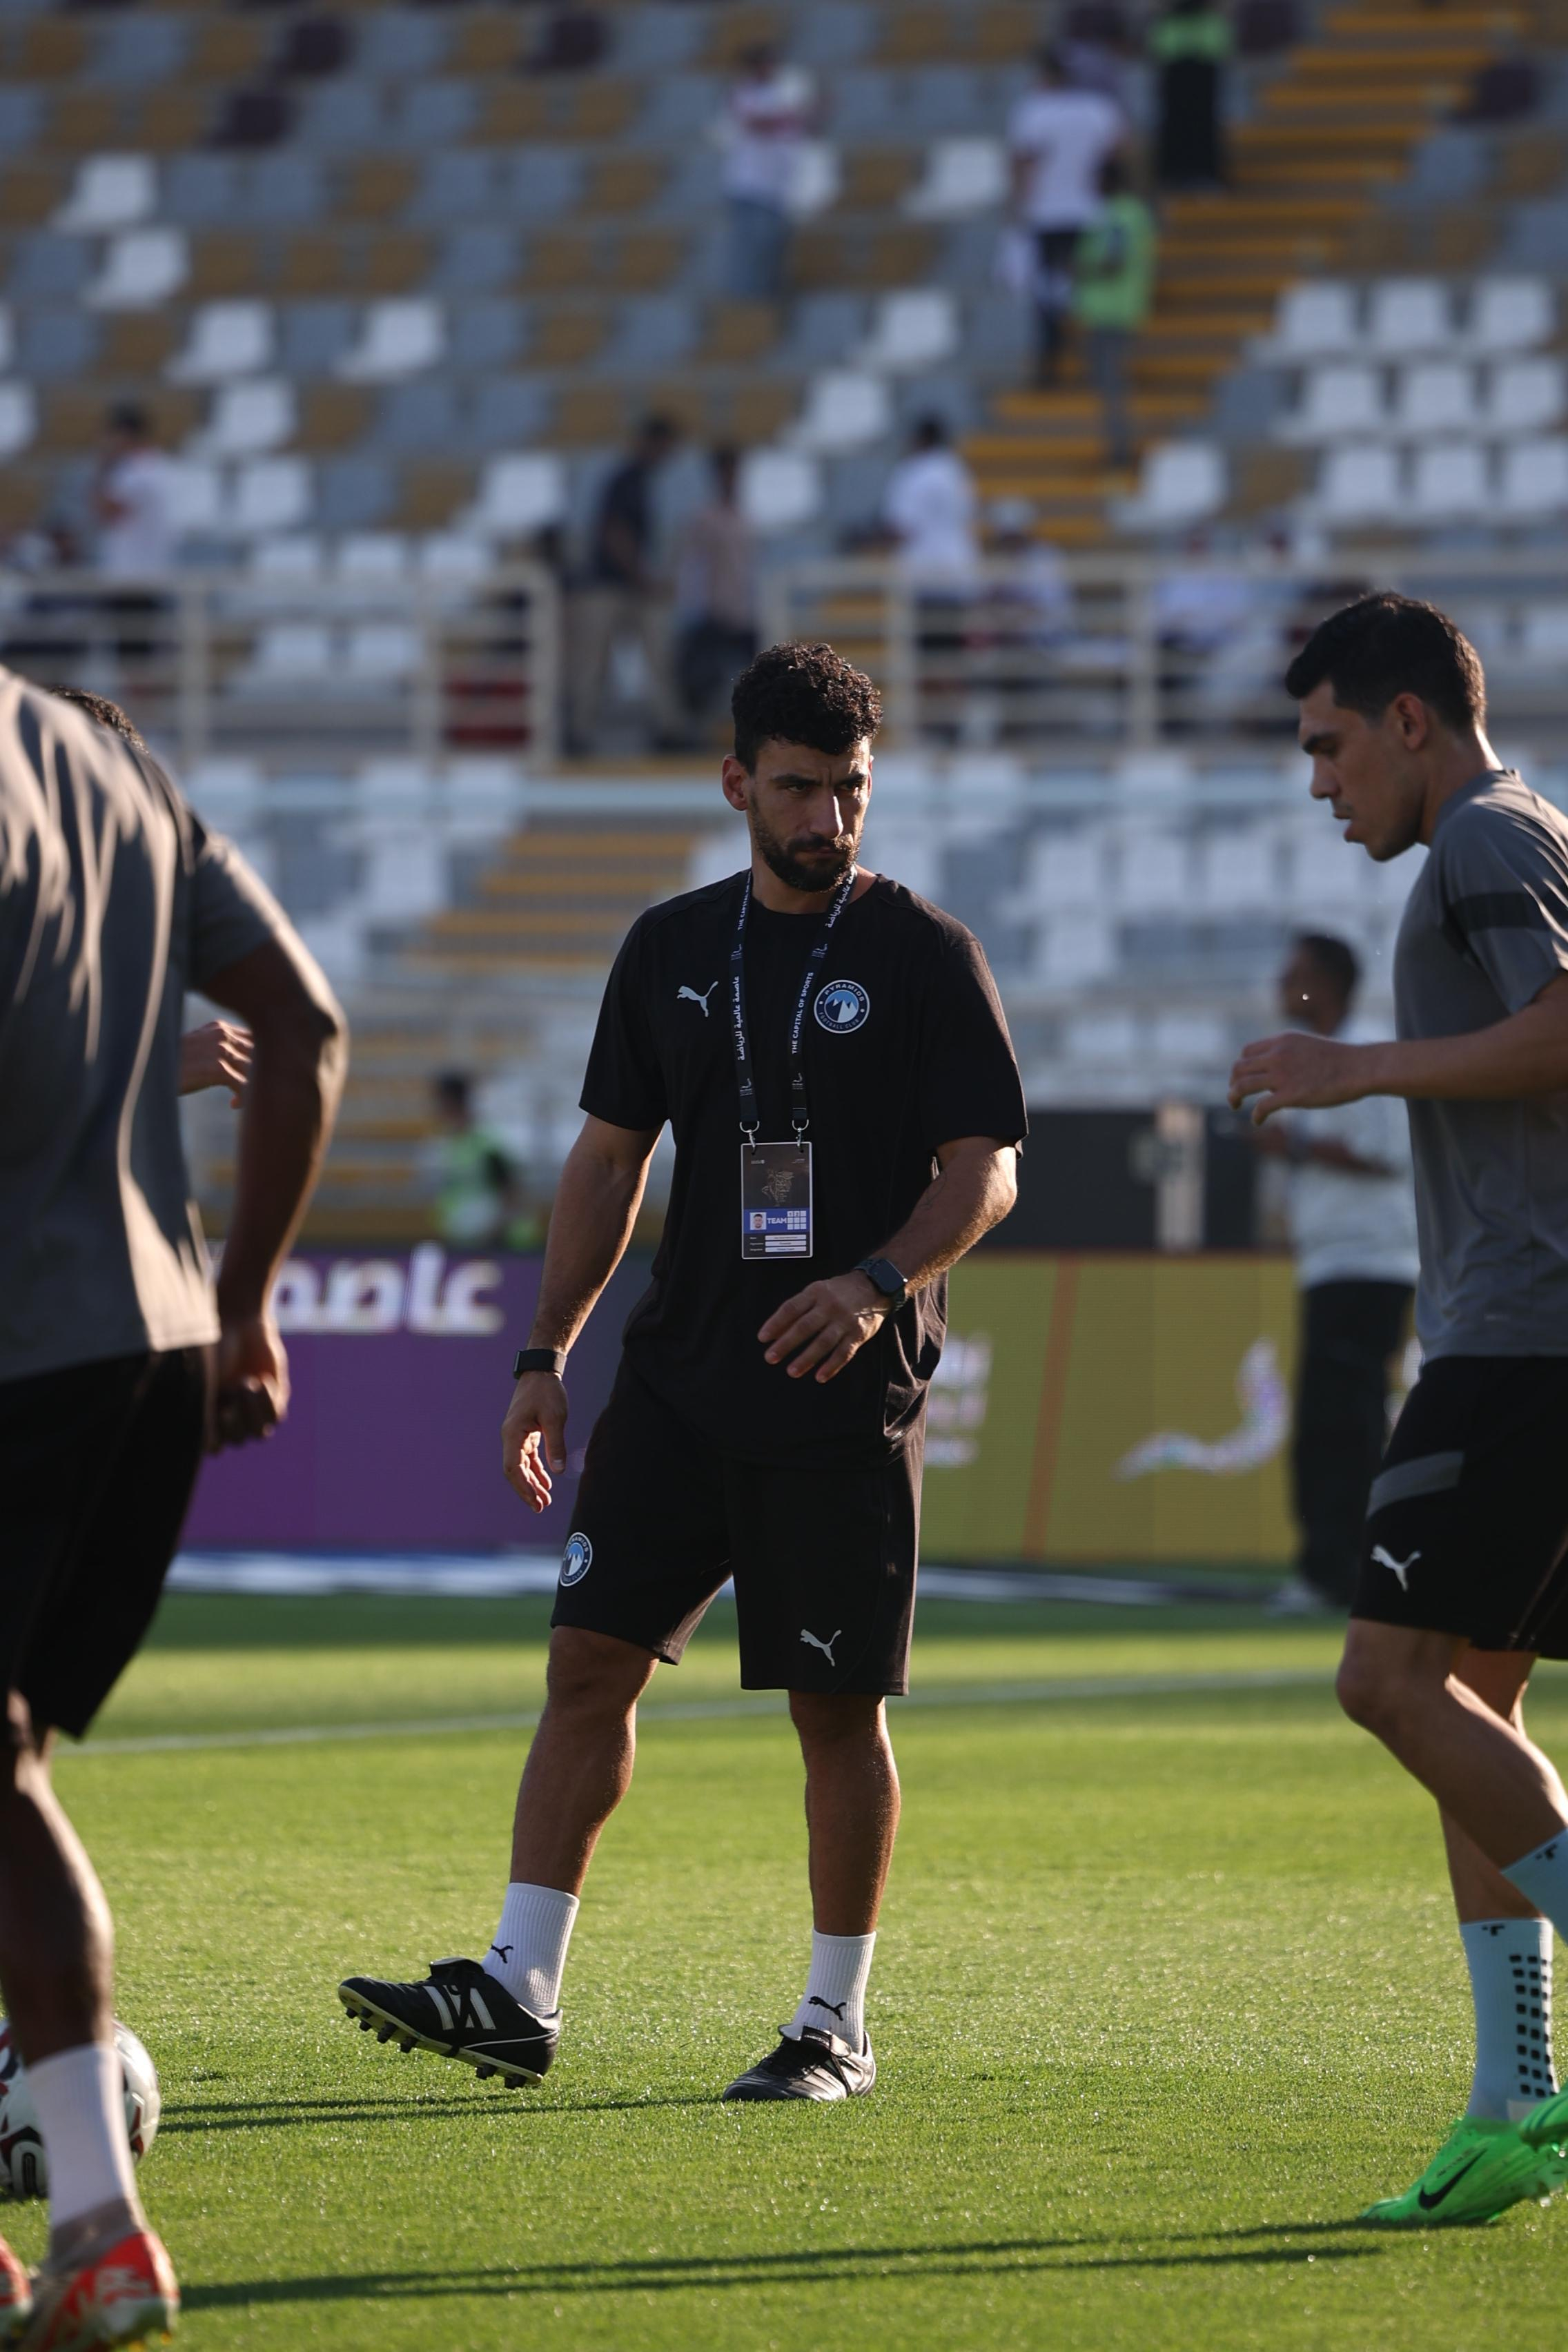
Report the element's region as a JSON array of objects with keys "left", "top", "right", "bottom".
[
  {"left": 912, "top": 413, "right": 949, "bottom": 450},
  {"left": 1284, "top": 592, "right": 1486, "bottom": 736},
  {"left": 433, "top": 1070, "right": 471, "bottom": 1107},
  {"left": 1036, "top": 41, "right": 1066, "bottom": 74},
  {"left": 636, "top": 412, "right": 678, "bottom": 447},
  {"left": 48, "top": 686, "right": 146, "bottom": 752},
  {"left": 730, "top": 641, "right": 882, "bottom": 772},
  {"left": 1295, "top": 932, "right": 1360, "bottom": 1003},
  {"left": 107, "top": 400, "right": 149, "bottom": 439}
]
